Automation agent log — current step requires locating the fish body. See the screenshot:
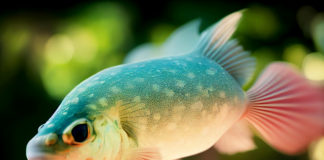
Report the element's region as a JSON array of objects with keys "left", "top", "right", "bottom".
[
  {"left": 38, "top": 54, "right": 246, "bottom": 159},
  {"left": 27, "top": 10, "right": 324, "bottom": 160}
]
